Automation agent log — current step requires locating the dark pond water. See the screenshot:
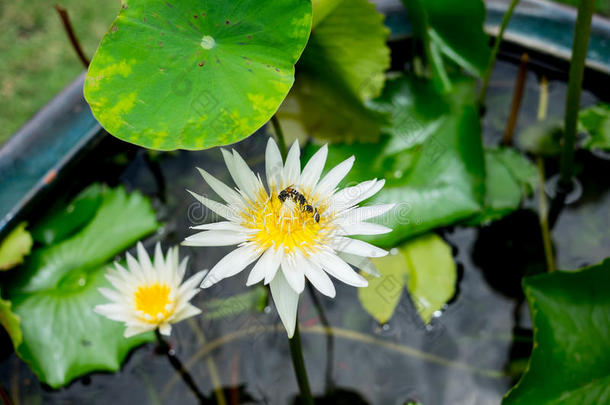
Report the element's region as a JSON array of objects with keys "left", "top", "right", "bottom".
[{"left": 1, "top": 53, "right": 609, "bottom": 405}]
